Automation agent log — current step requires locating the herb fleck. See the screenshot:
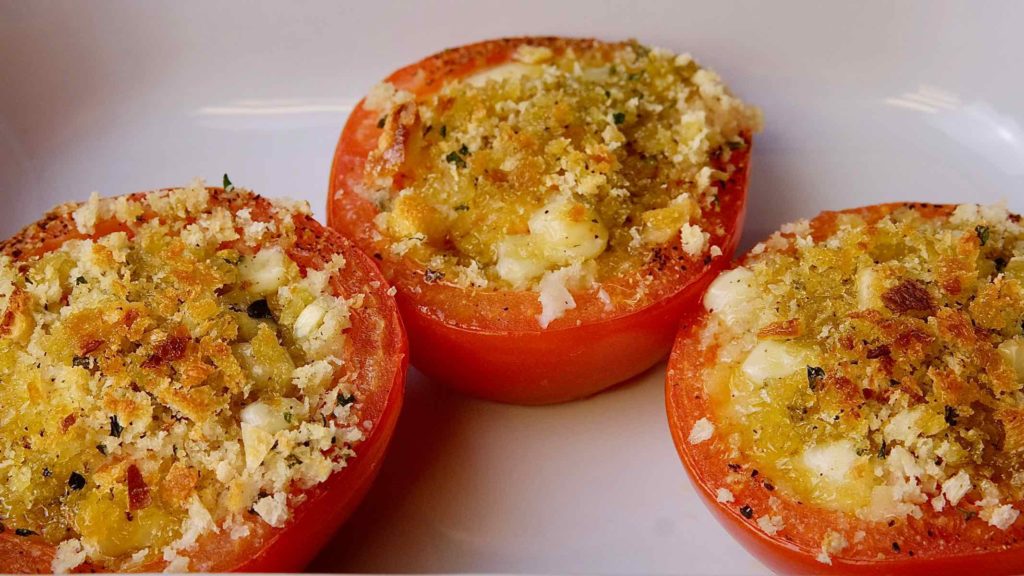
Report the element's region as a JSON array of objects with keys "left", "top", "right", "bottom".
[
  {"left": 944, "top": 405, "right": 959, "bottom": 426},
  {"left": 223, "top": 174, "right": 234, "bottom": 191},
  {"left": 75, "top": 276, "right": 87, "bottom": 285},
  {"left": 739, "top": 504, "right": 754, "bottom": 519},
  {"left": 445, "top": 150, "right": 466, "bottom": 168},
  {"left": 976, "top": 225, "right": 990, "bottom": 246},
  {"left": 806, "top": 366, "right": 826, "bottom": 390},
  {"left": 246, "top": 299, "right": 274, "bottom": 320},
  {"left": 613, "top": 112, "right": 626, "bottom": 125},
  {"left": 68, "top": 471, "right": 86, "bottom": 491},
  {"left": 15, "top": 528, "right": 36, "bottom": 537},
  {"left": 377, "top": 115, "right": 387, "bottom": 129},
  {"left": 109, "top": 415, "right": 123, "bottom": 438},
  {"left": 454, "top": 204, "right": 470, "bottom": 212}
]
